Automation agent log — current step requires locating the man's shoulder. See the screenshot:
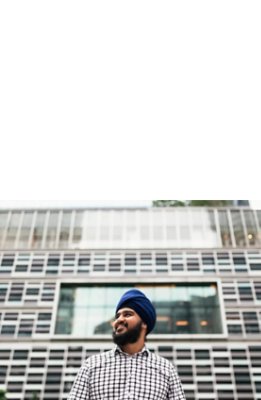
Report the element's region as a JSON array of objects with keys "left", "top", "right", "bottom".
[
  {"left": 148, "top": 351, "right": 176, "bottom": 371},
  {"left": 84, "top": 349, "right": 115, "bottom": 368}
]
